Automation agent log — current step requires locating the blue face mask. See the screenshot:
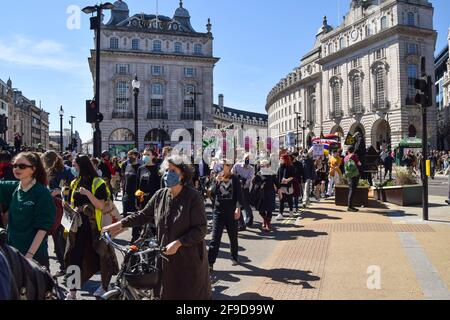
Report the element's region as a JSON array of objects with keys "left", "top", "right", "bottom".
[
  {"left": 71, "top": 166, "right": 79, "bottom": 178},
  {"left": 142, "top": 156, "right": 151, "bottom": 164},
  {"left": 164, "top": 171, "right": 181, "bottom": 188}
]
